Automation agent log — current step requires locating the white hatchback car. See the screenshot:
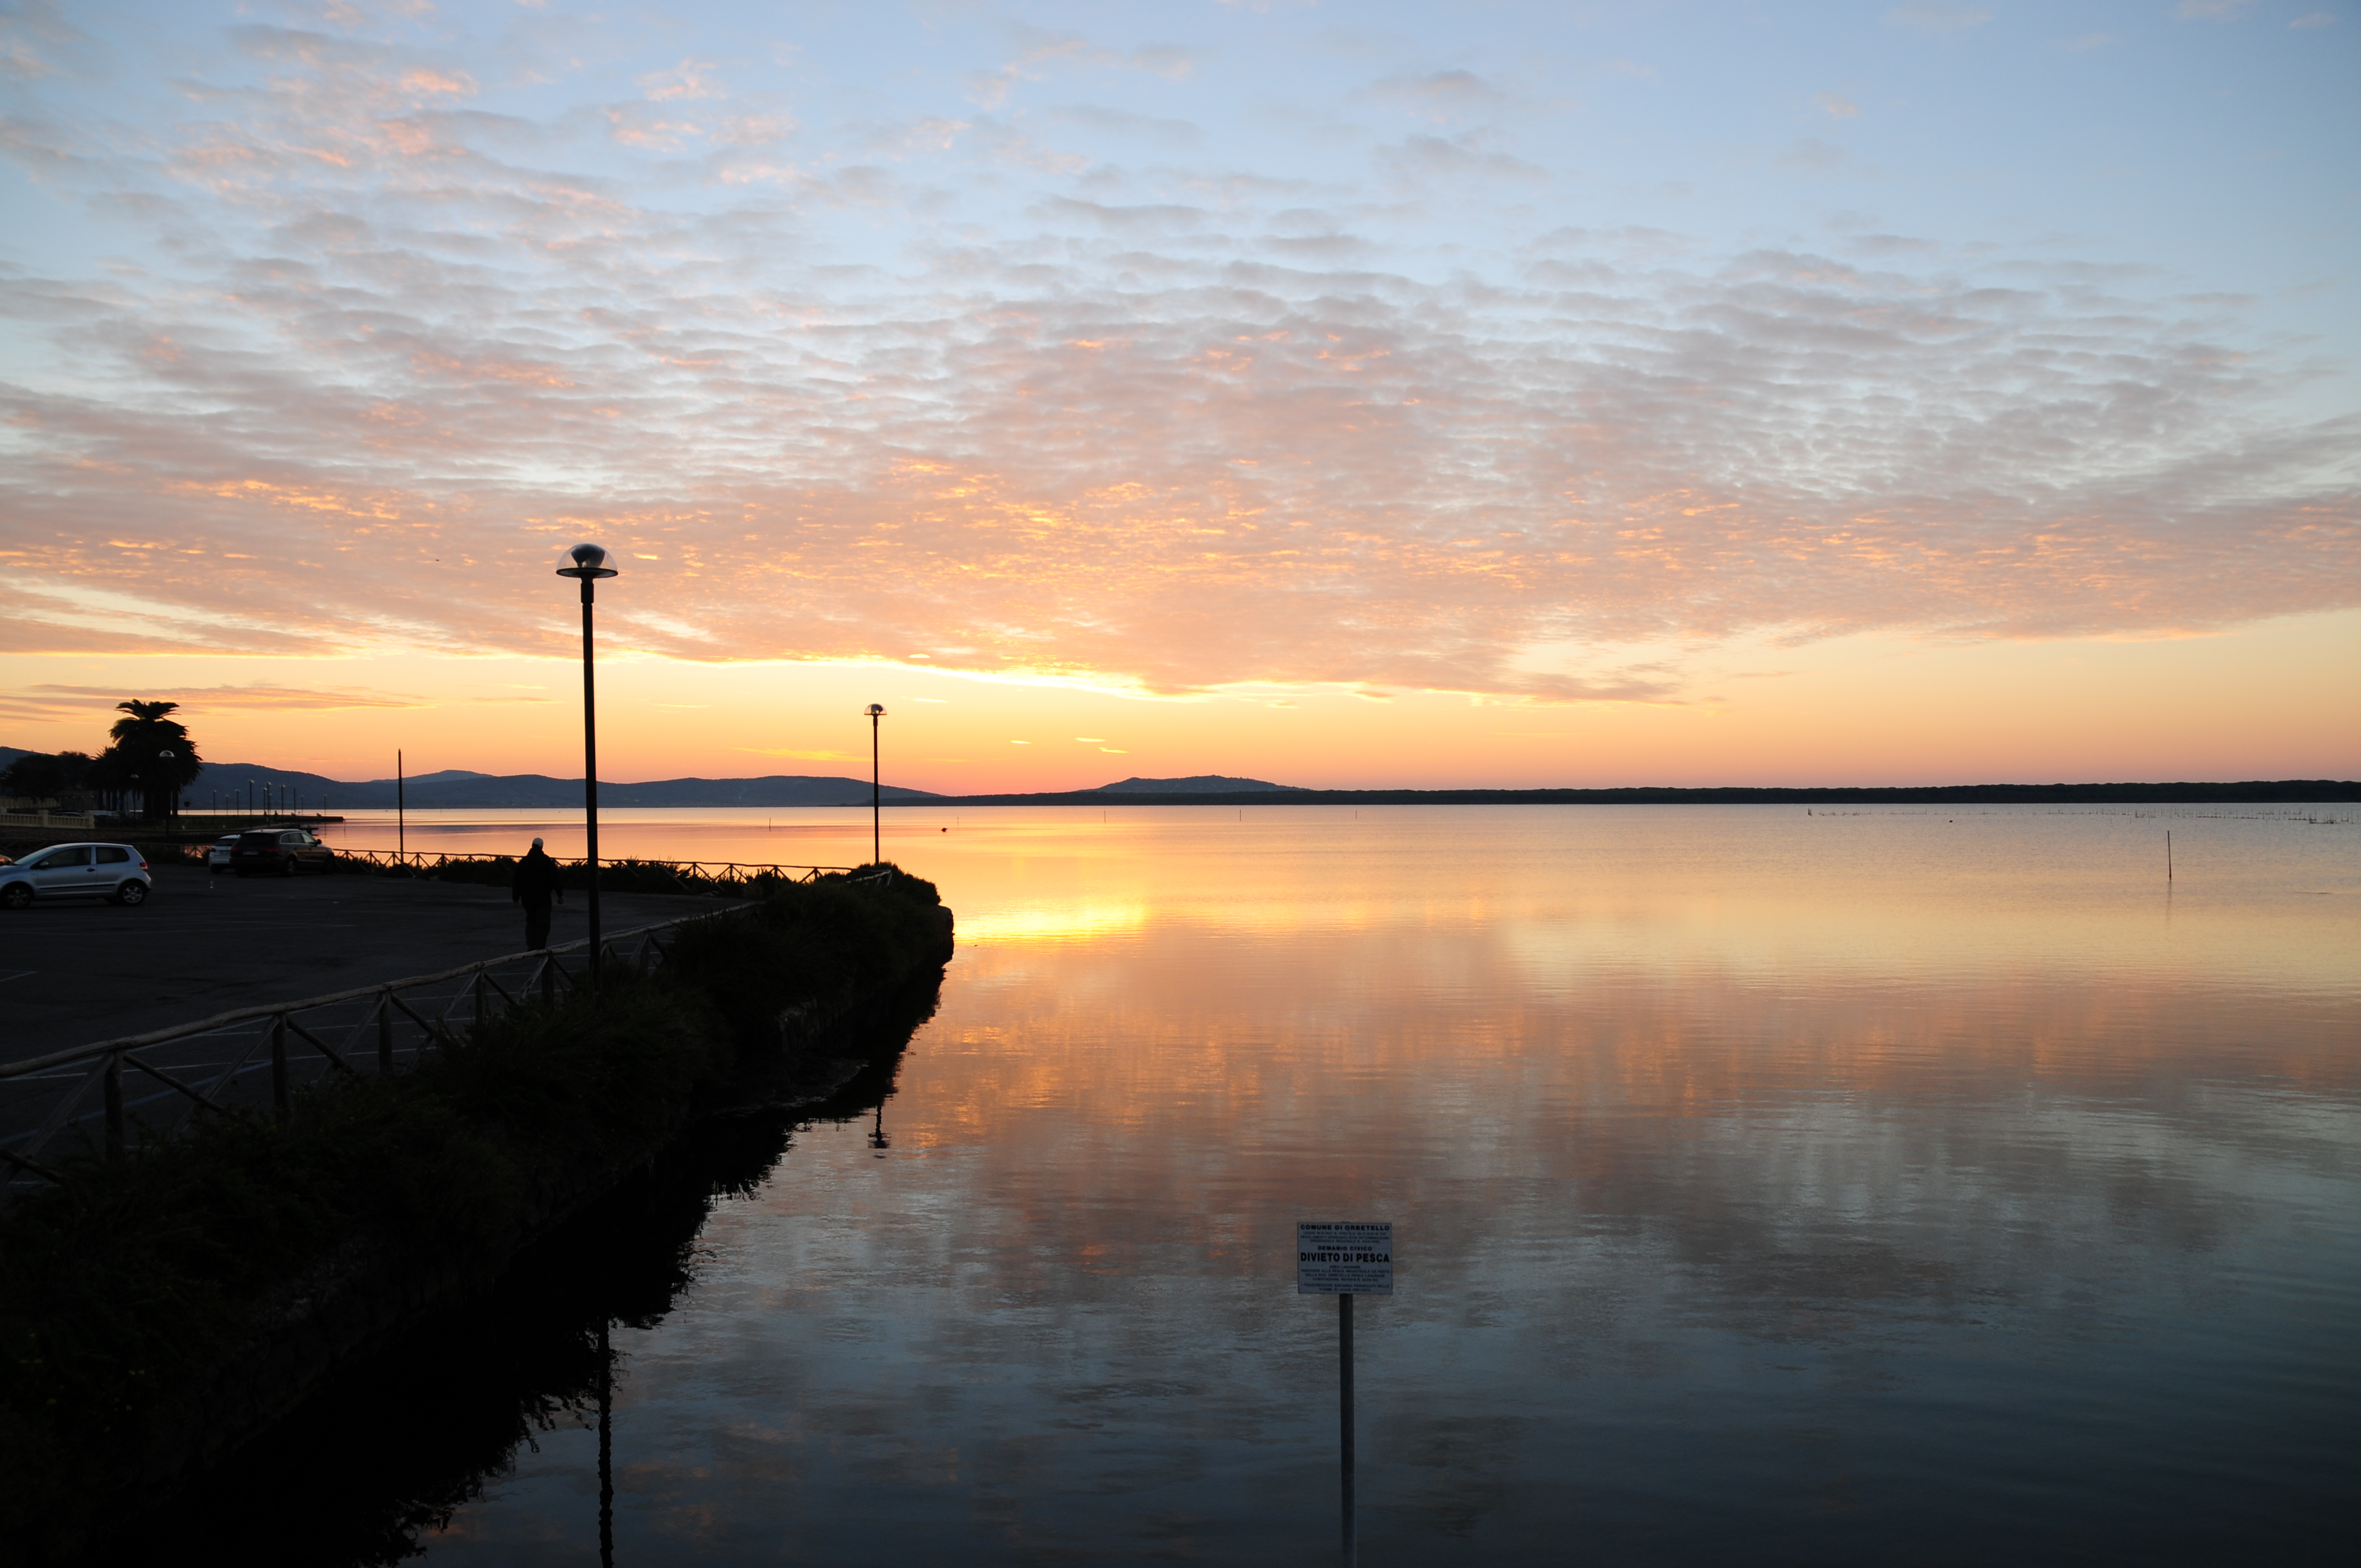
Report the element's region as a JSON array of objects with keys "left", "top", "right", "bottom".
[{"left": 0, "top": 843, "right": 153, "bottom": 908}]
